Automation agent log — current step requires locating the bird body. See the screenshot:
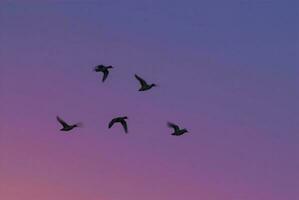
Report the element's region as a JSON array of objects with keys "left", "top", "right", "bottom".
[
  {"left": 134, "top": 74, "right": 157, "bottom": 91},
  {"left": 94, "top": 65, "right": 113, "bottom": 82},
  {"left": 108, "top": 116, "right": 128, "bottom": 133},
  {"left": 56, "top": 116, "right": 81, "bottom": 132},
  {"left": 167, "top": 122, "right": 188, "bottom": 136},
  {"left": 60, "top": 125, "right": 78, "bottom": 131}
]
